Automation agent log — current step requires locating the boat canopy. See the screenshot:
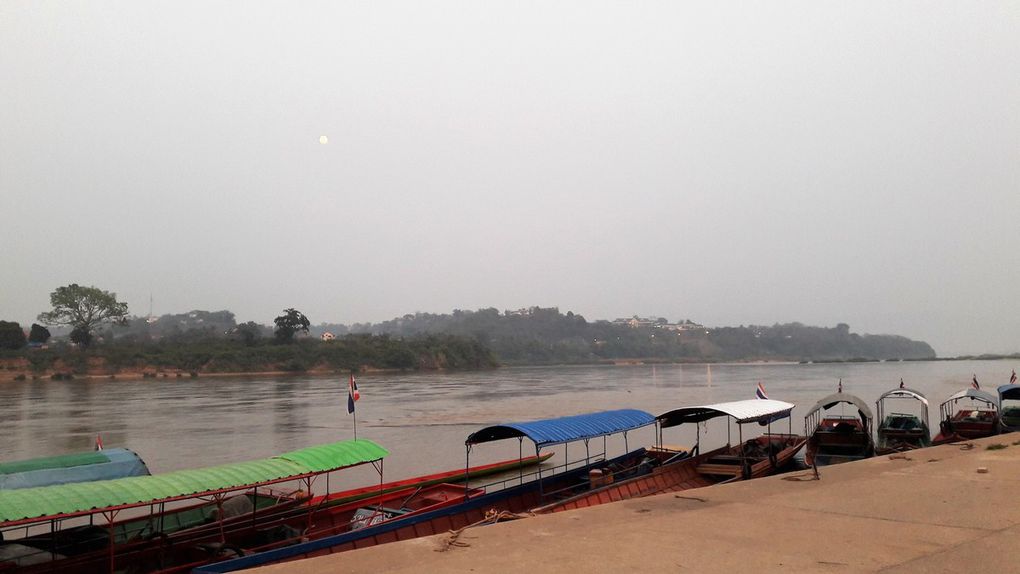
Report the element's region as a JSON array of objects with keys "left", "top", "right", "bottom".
[
  {"left": 998, "top": 384, "right": 1020, "bottom": 401},
  {"left": 465, "top": 409, "right": 655, "bottom": 447},
  {"left": 657, "top": 399, "right": 796, "bottom": 429},
  {"left": 943, "top": 388, "right": 998, "bottom": 407},
  {"left": 0, "top": 448, "right": 149, "bottom": 491},
  {"left": 0, "top": 439, "right": 388, "bottom": 526},
  {"left": 804, "top": 393, "right": 873, "bottom": 422},
  {"left": 876, "top": 388, "right": 929, "bottom": 406}
]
